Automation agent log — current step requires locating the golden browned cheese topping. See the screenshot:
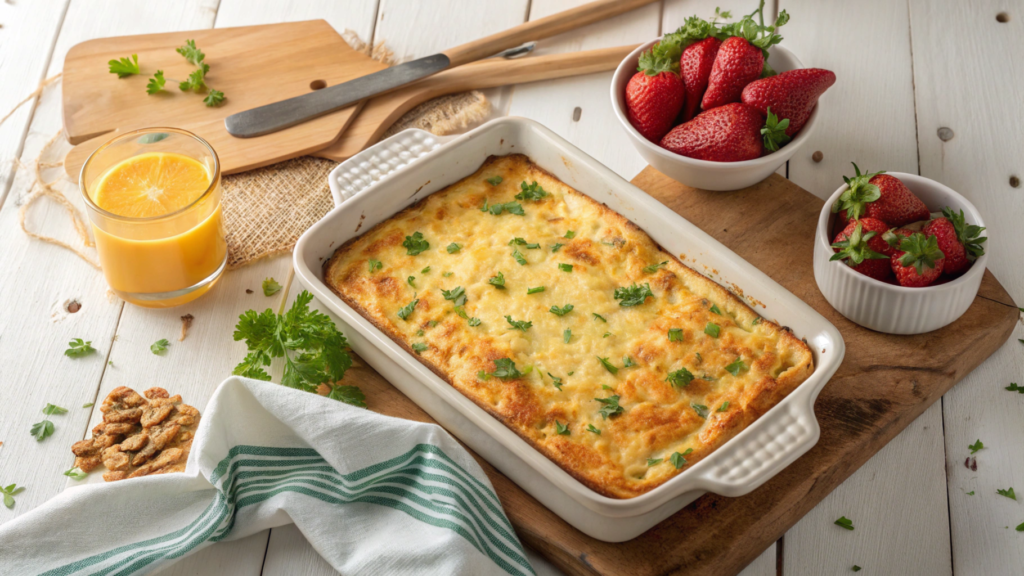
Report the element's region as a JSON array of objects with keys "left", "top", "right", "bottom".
[
  {"left": 324, "top": 154, "right": 814, "bottom": 498},
  {"left": 70, "top": 386, "right": 200, "bottom": 482}
]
